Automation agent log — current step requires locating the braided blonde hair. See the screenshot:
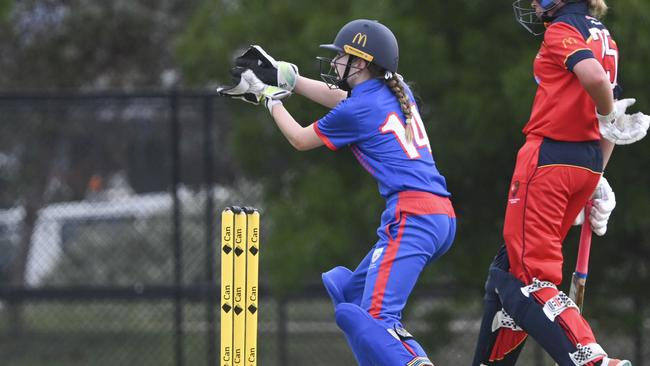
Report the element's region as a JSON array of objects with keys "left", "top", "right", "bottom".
[
  {"left": 386, "top": 74, "right": 414, "bottom": 143},
  {"left": 587, "top": 0, "right": 608, "bottom": 18}
]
